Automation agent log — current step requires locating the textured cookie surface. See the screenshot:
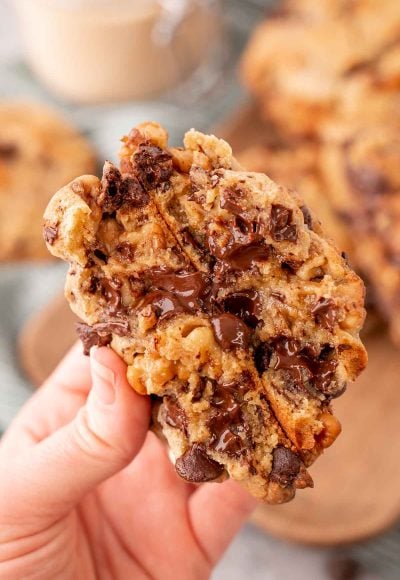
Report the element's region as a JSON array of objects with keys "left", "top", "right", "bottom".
[
  {"left": 241, "top": 0, "right": 400, "bottom": 138},
  {"left": 320, "top": 124, "right": 400, "bottom": 345},
  {"left": 0, "top": 101, "right": 96, "bottom": 261},
  {"left": 44, "top": 123, "right": 367, "bottom": 502}
]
